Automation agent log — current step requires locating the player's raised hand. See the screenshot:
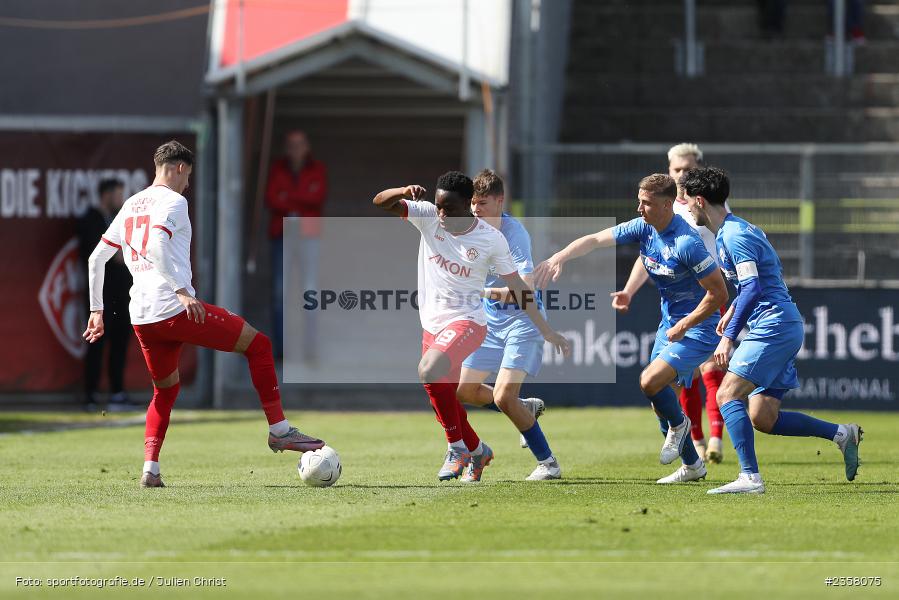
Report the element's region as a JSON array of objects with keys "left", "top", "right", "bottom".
[
  {"left": 82, "top": 311, "right": 105, "bottom": 343},
  {"left": 714, "top": 336, "right": 734, "bottom": 368},
  {"left": 534, "top": 256, "right": 564, "bottom": 289},
  {"left": 544, "top": 330, "right": 572, "bottom": 357},
  {"left": 610, "top": 290, "right": 631, "bottom": 314},
  {"left": 176, "top": 289, "right": 206, "bottom": 324},
  {"left": 403, "top": 185, "right": 427, "bottom": 201}
]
